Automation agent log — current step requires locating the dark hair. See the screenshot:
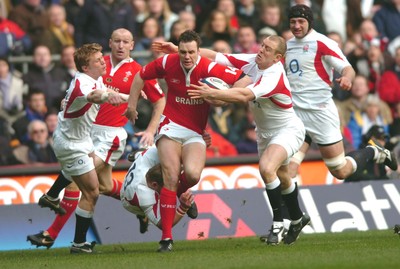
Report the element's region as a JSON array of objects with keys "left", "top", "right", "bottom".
[
  {"left": 178, "top": 30, "right": 202, "bottom": 48},
  {"left": 27, "top": 88, "right": 45, "bottom": 99},
  {"left": 288, "top": 4, "right": 314, "bottom": 30}
]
